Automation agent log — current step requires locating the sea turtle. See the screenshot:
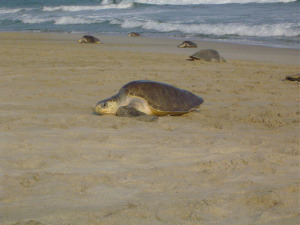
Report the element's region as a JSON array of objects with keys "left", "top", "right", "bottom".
[
  {"left": 128, "top": 32, "right": 141, "bottom": 37},
  {"left": 285, "top": 73, "right": 300, "bottom": 82},
  {"left": 78, "top": 35, "right": 100, "bottom": 44},
  {"left": 178, "top": 41, "right": 197, "bottom": 48},
  {"left": 188, "top": 49, "right": 226, "bottom": 62},
  {"left": 94, "top": 80, "right": 204, "bottom": 121}
]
